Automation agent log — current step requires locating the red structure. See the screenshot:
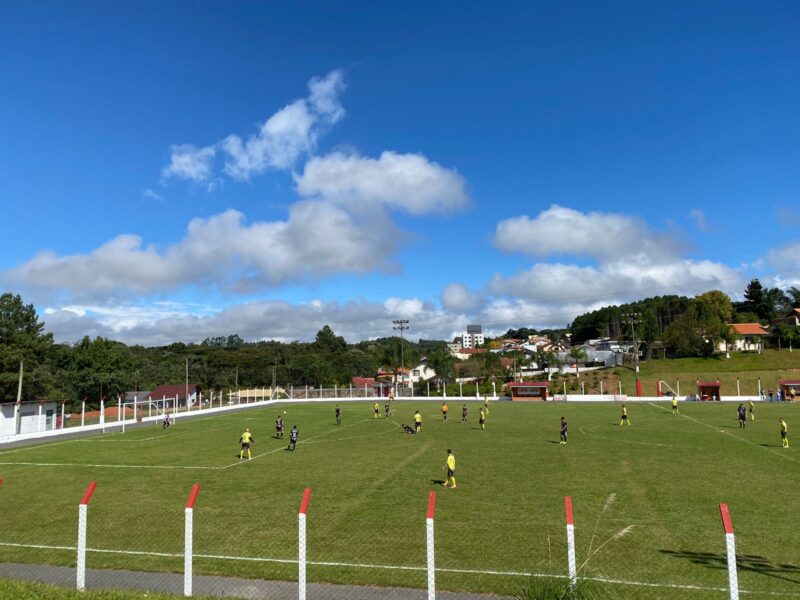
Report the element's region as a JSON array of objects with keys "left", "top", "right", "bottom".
[
  {"left": 507, "top": 381, "right": 549, "bottom": 400},
  {"left": 778, "top": 379, "right": 800, "bottom": 401},
  {"left": 697, "top": 380, "right": 721, "bottom": 401}
]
